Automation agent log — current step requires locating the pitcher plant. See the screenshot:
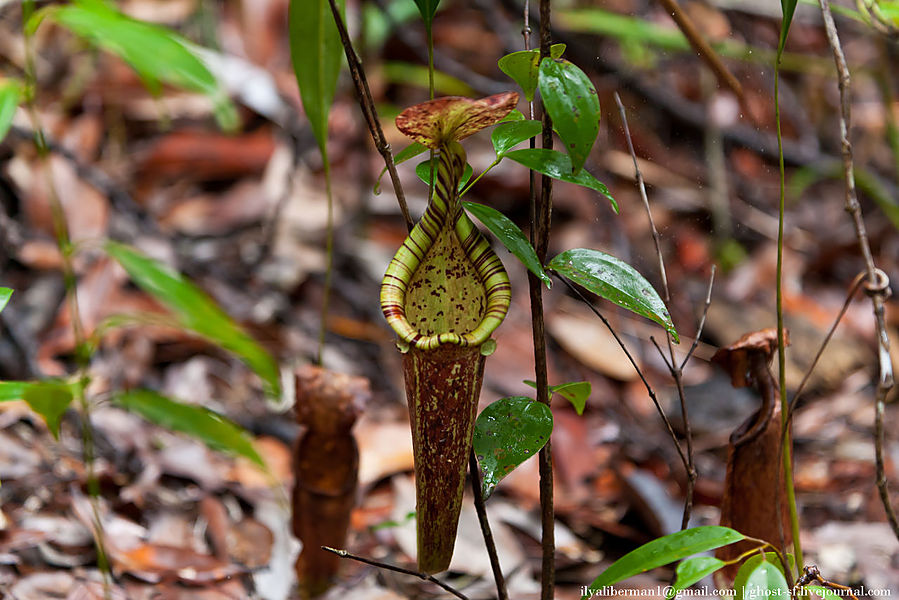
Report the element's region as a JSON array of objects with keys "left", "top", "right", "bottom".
[{"left": 380, "top": 92, "right": 518, "bottom": 574}]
